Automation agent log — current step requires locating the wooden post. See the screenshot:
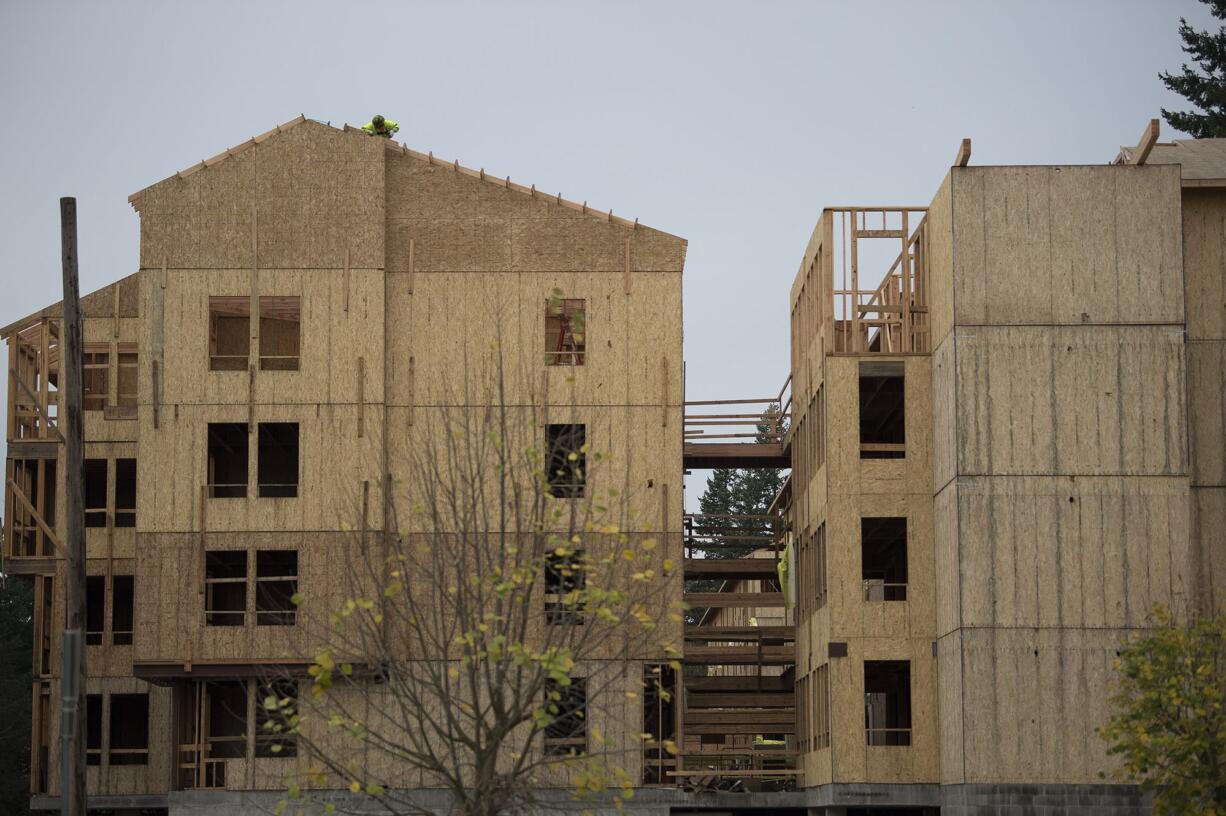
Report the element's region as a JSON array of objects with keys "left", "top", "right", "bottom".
[{"left": 59, "top": 196, "right": 87, "bottom": 816}]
